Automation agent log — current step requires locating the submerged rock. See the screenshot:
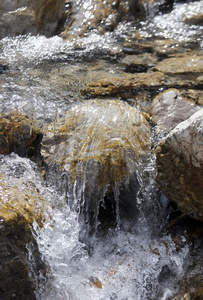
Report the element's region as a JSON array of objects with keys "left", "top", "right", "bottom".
[
  {"left": 0, "top": 0, "right": 66, "bottom": 38},
  {"left": 81, "top": 72, "right": 166, "bottom": 97},
  {"left": 0, "top": 112, "right": 38, "bottom": 156},
  {"left": 150, "top": 89, "right": 199, "bottom": 135},
  {"left": 152, "top": 53, "right": 203, "bottom": 75},
  {"left": 156, "top": 109, "right": 203, "bottom": 221},
  {"left": 42, "top": 100, "right": 151, "bottom": 229},
  {"left": 0, "top": 160, "right": 47, "bottom": 300}
]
